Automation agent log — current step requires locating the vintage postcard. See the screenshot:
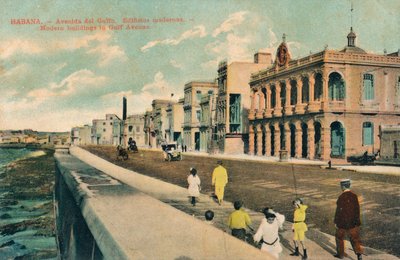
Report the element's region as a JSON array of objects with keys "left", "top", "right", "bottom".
[{"left": 0, "top": 0, "right": 399, "bottom": 259}]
